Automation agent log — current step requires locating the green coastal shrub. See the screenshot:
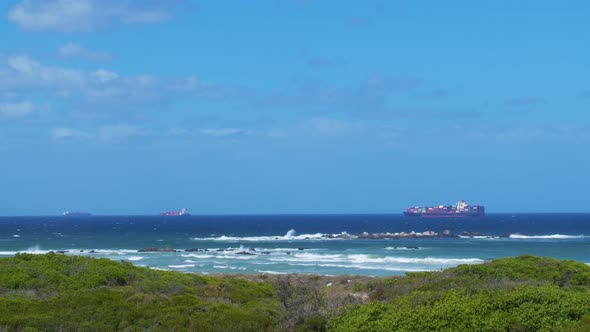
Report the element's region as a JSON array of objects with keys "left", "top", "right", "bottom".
[
  {"left": 2, "top": 254, "right": 590, "bottom": 331},
  {"left": 0, "top": 253, "right": 279, "bottom": 331},
  {"left": 330, "top": 256, "right": 590, "bottom": 332}
]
